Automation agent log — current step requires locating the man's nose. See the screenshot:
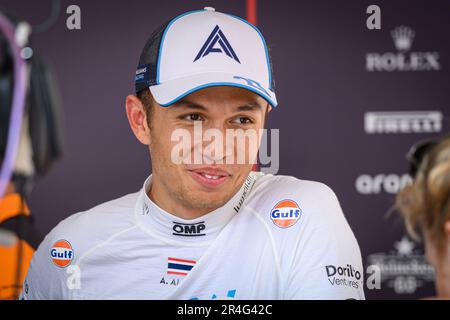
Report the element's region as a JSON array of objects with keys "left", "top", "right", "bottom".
[{"left": 194, "top": 122, "right": 233, "bottom": 164}]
